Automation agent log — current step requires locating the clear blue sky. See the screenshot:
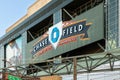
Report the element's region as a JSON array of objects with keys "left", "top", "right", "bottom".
[{"left": 0, "top": 0, "right": 36, "bottom": 37}]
